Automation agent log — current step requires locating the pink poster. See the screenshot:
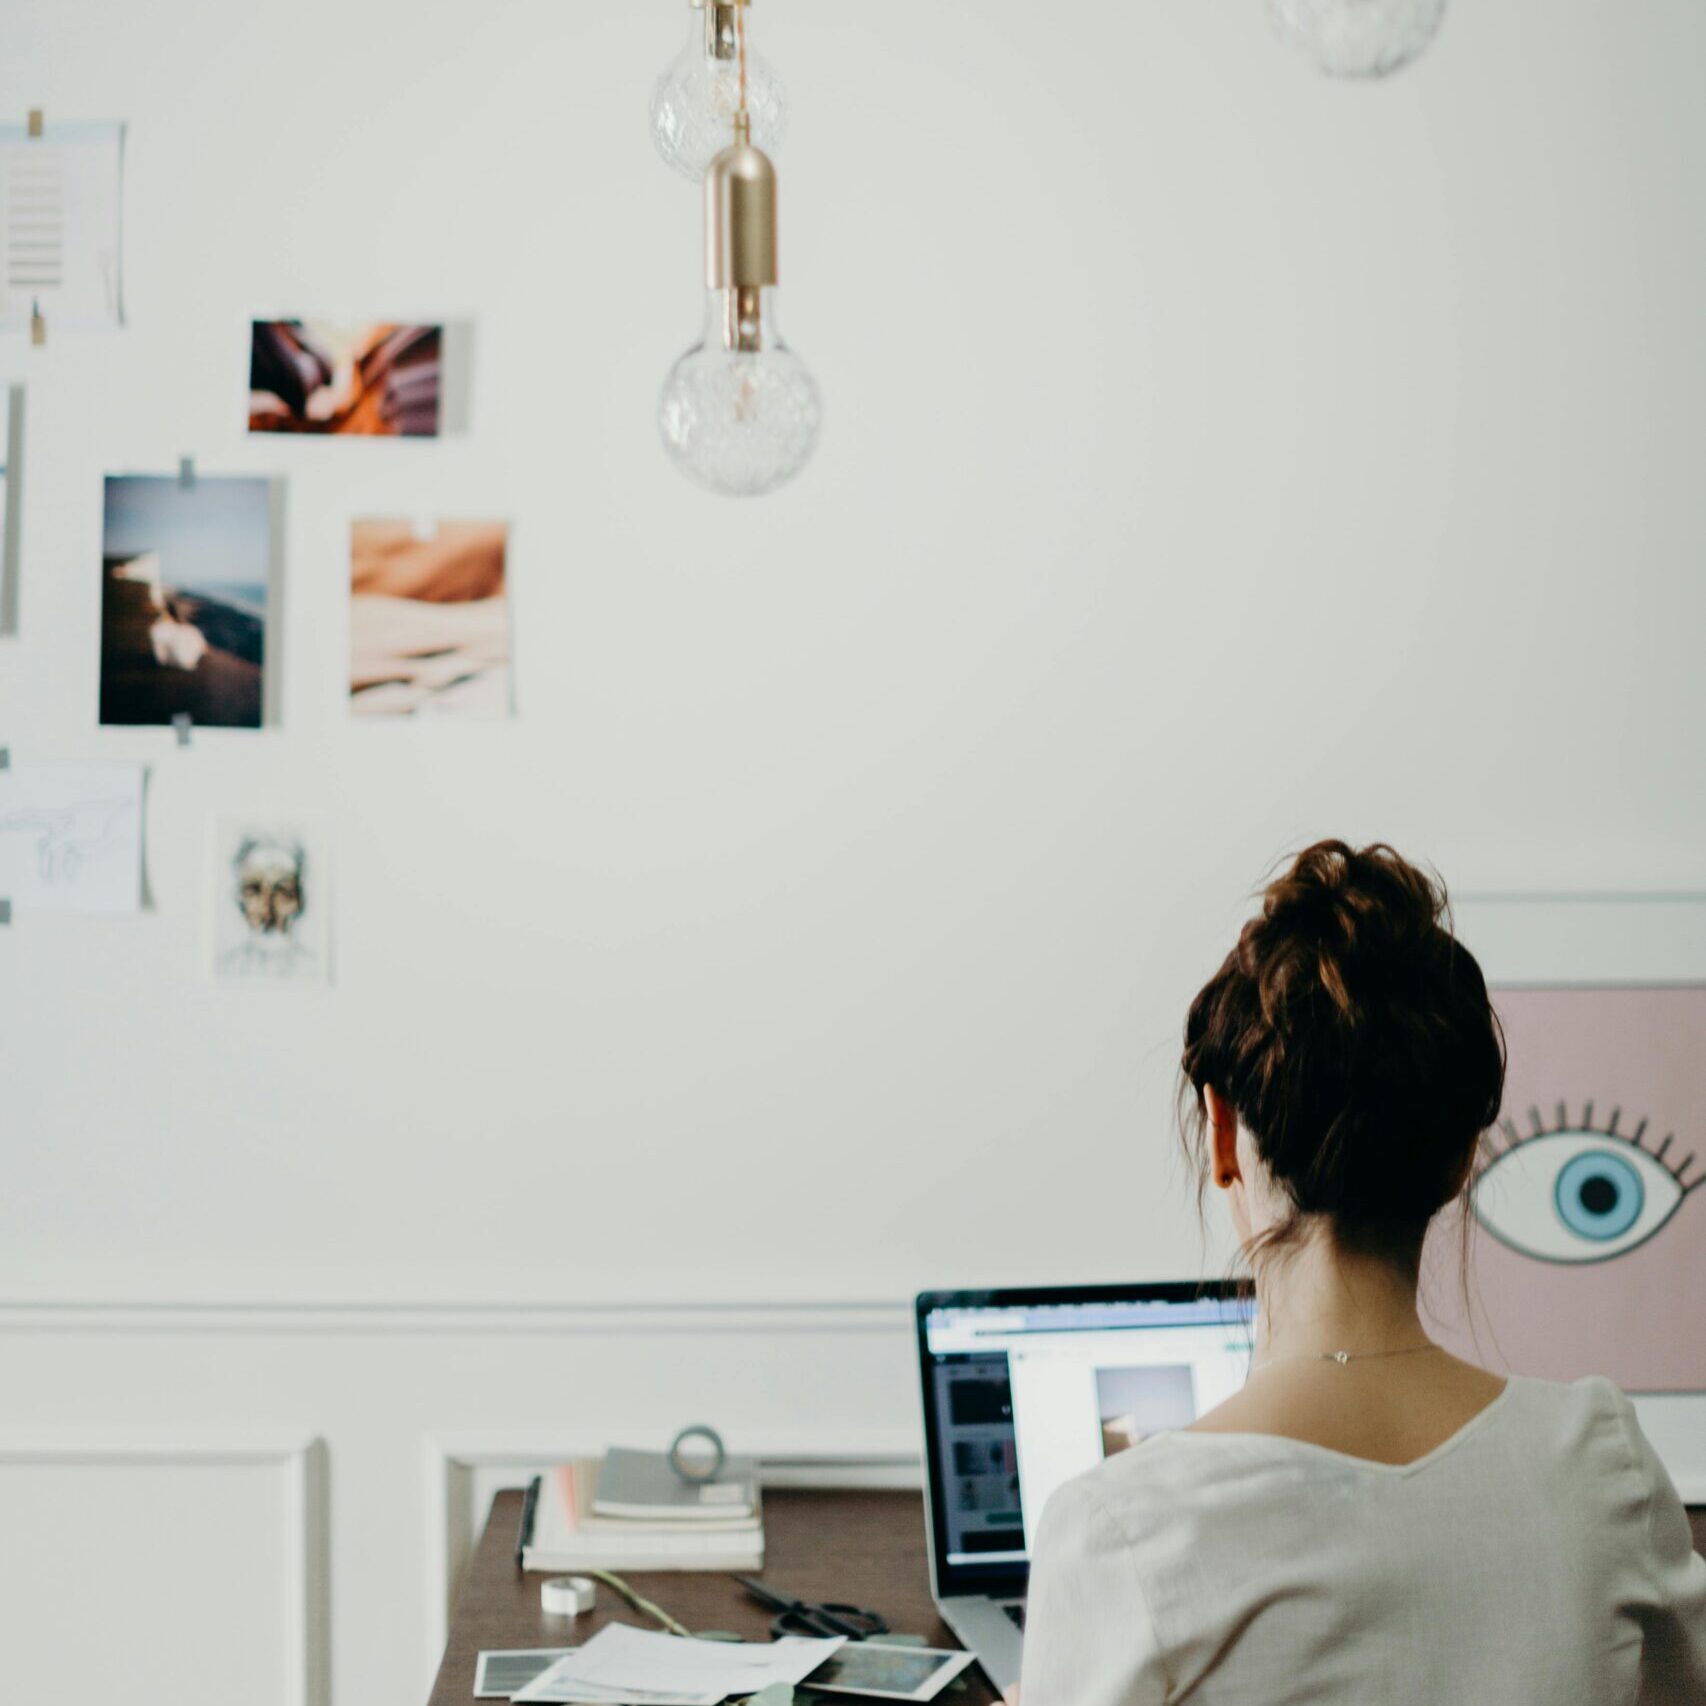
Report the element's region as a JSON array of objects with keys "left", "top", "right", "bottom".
[{"left": 1425, "top": 986, "right": 1706, "bottom": 1392}]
